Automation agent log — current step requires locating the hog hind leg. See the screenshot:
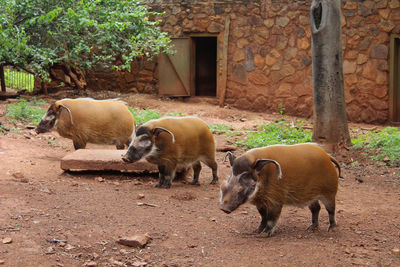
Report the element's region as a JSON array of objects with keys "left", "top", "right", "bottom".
[
  {"left": 307, "top": 200, "right": 321, "bottom": 231},
  {"left": 202, "top": 158, "right": 218, "bottom": 184},
  {"left": 321, "top": 195, "right": 337, "bottom": 231},
  {"left": 189, "top": 161, "right": 202, "bottom": 185}
]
